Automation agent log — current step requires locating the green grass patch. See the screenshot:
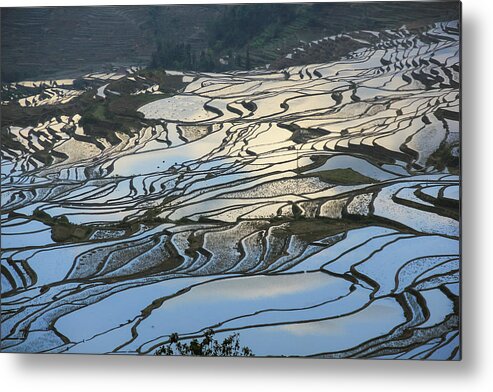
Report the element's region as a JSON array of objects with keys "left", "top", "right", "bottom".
[
  {"left": 78, "top": 93, "right": 168, "bottom": 143},
  {"left": 281, "top": 218, "right": 363, "bottom": 243},
  {"left": 427, "top": 142, "right": 460, "bottom": 174},
  {"left": 107, "top": 92, "right": 169, "bottom": 115},
  {"left": 308, "top": 168, "right": 376, "bottom": 185},
  {"left": 90, "top": 103, "right": 107, "bottom": 121},
  {"left": 33, "top": 209, "right": 92, "bottom": 243}
]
